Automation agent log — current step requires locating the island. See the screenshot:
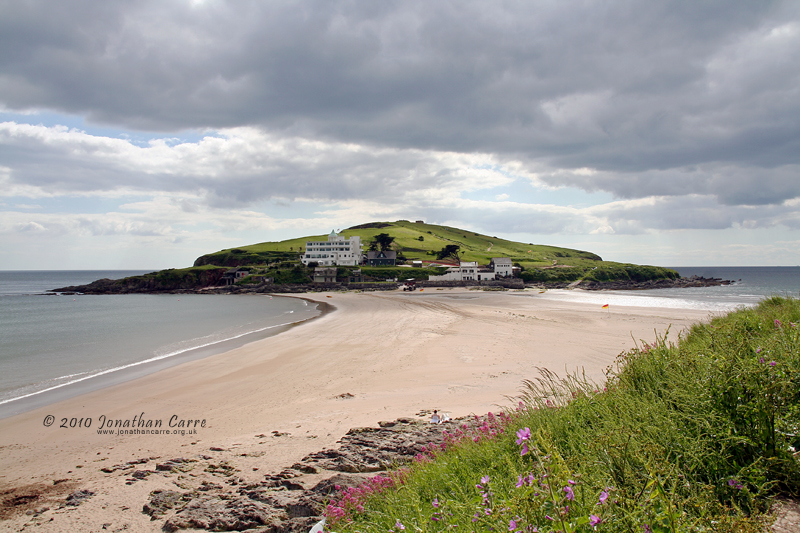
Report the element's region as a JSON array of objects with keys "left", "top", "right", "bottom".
[{"left": 51, "top": 220, "right": 731, "bottom": 294}]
